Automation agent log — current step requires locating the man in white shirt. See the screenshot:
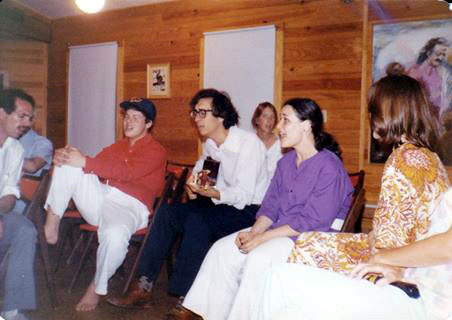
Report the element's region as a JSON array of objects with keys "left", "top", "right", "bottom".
[
  {"left": 108, "top": 89, "right": 268, "bottom": 313},
  {"left": 0, "top": 88, "right": 37, "bottom": 320}
]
